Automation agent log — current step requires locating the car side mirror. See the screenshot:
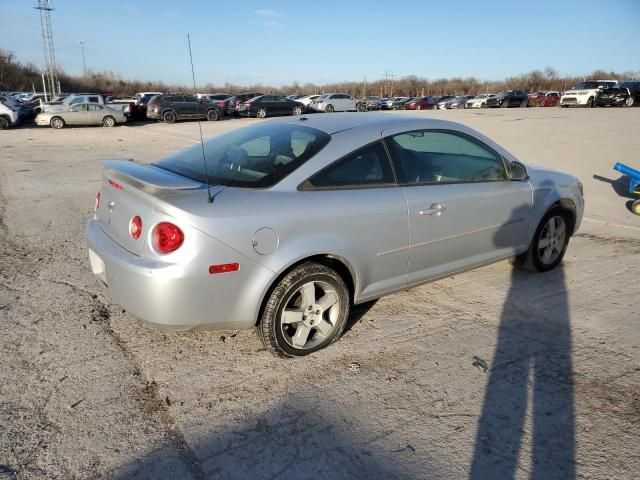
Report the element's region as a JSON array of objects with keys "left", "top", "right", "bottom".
[{"left": 510, "top": 161, "right": 528, "bottom": 181}]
